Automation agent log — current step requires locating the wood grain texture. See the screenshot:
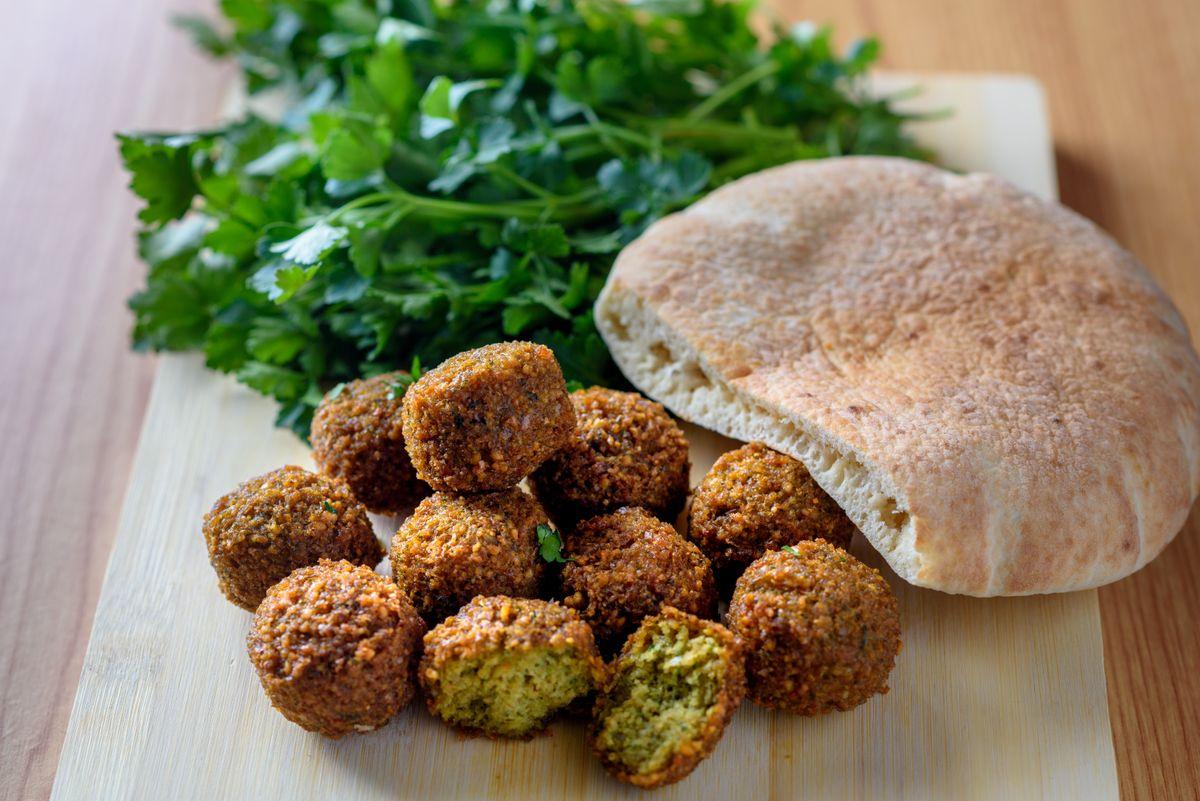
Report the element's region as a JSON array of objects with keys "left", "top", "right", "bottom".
[
  {"left": 779, "top": 7, "right": 1200, "bottom": 799},
  {"left": 0, "top": 2, "right": 232, "bottom": 801},
  {"left": 48, "top": 77, "right": 1121, "bottom": 801},
  {"left": 0, "top": 1, "right": 1196, "bottom": 800}
]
